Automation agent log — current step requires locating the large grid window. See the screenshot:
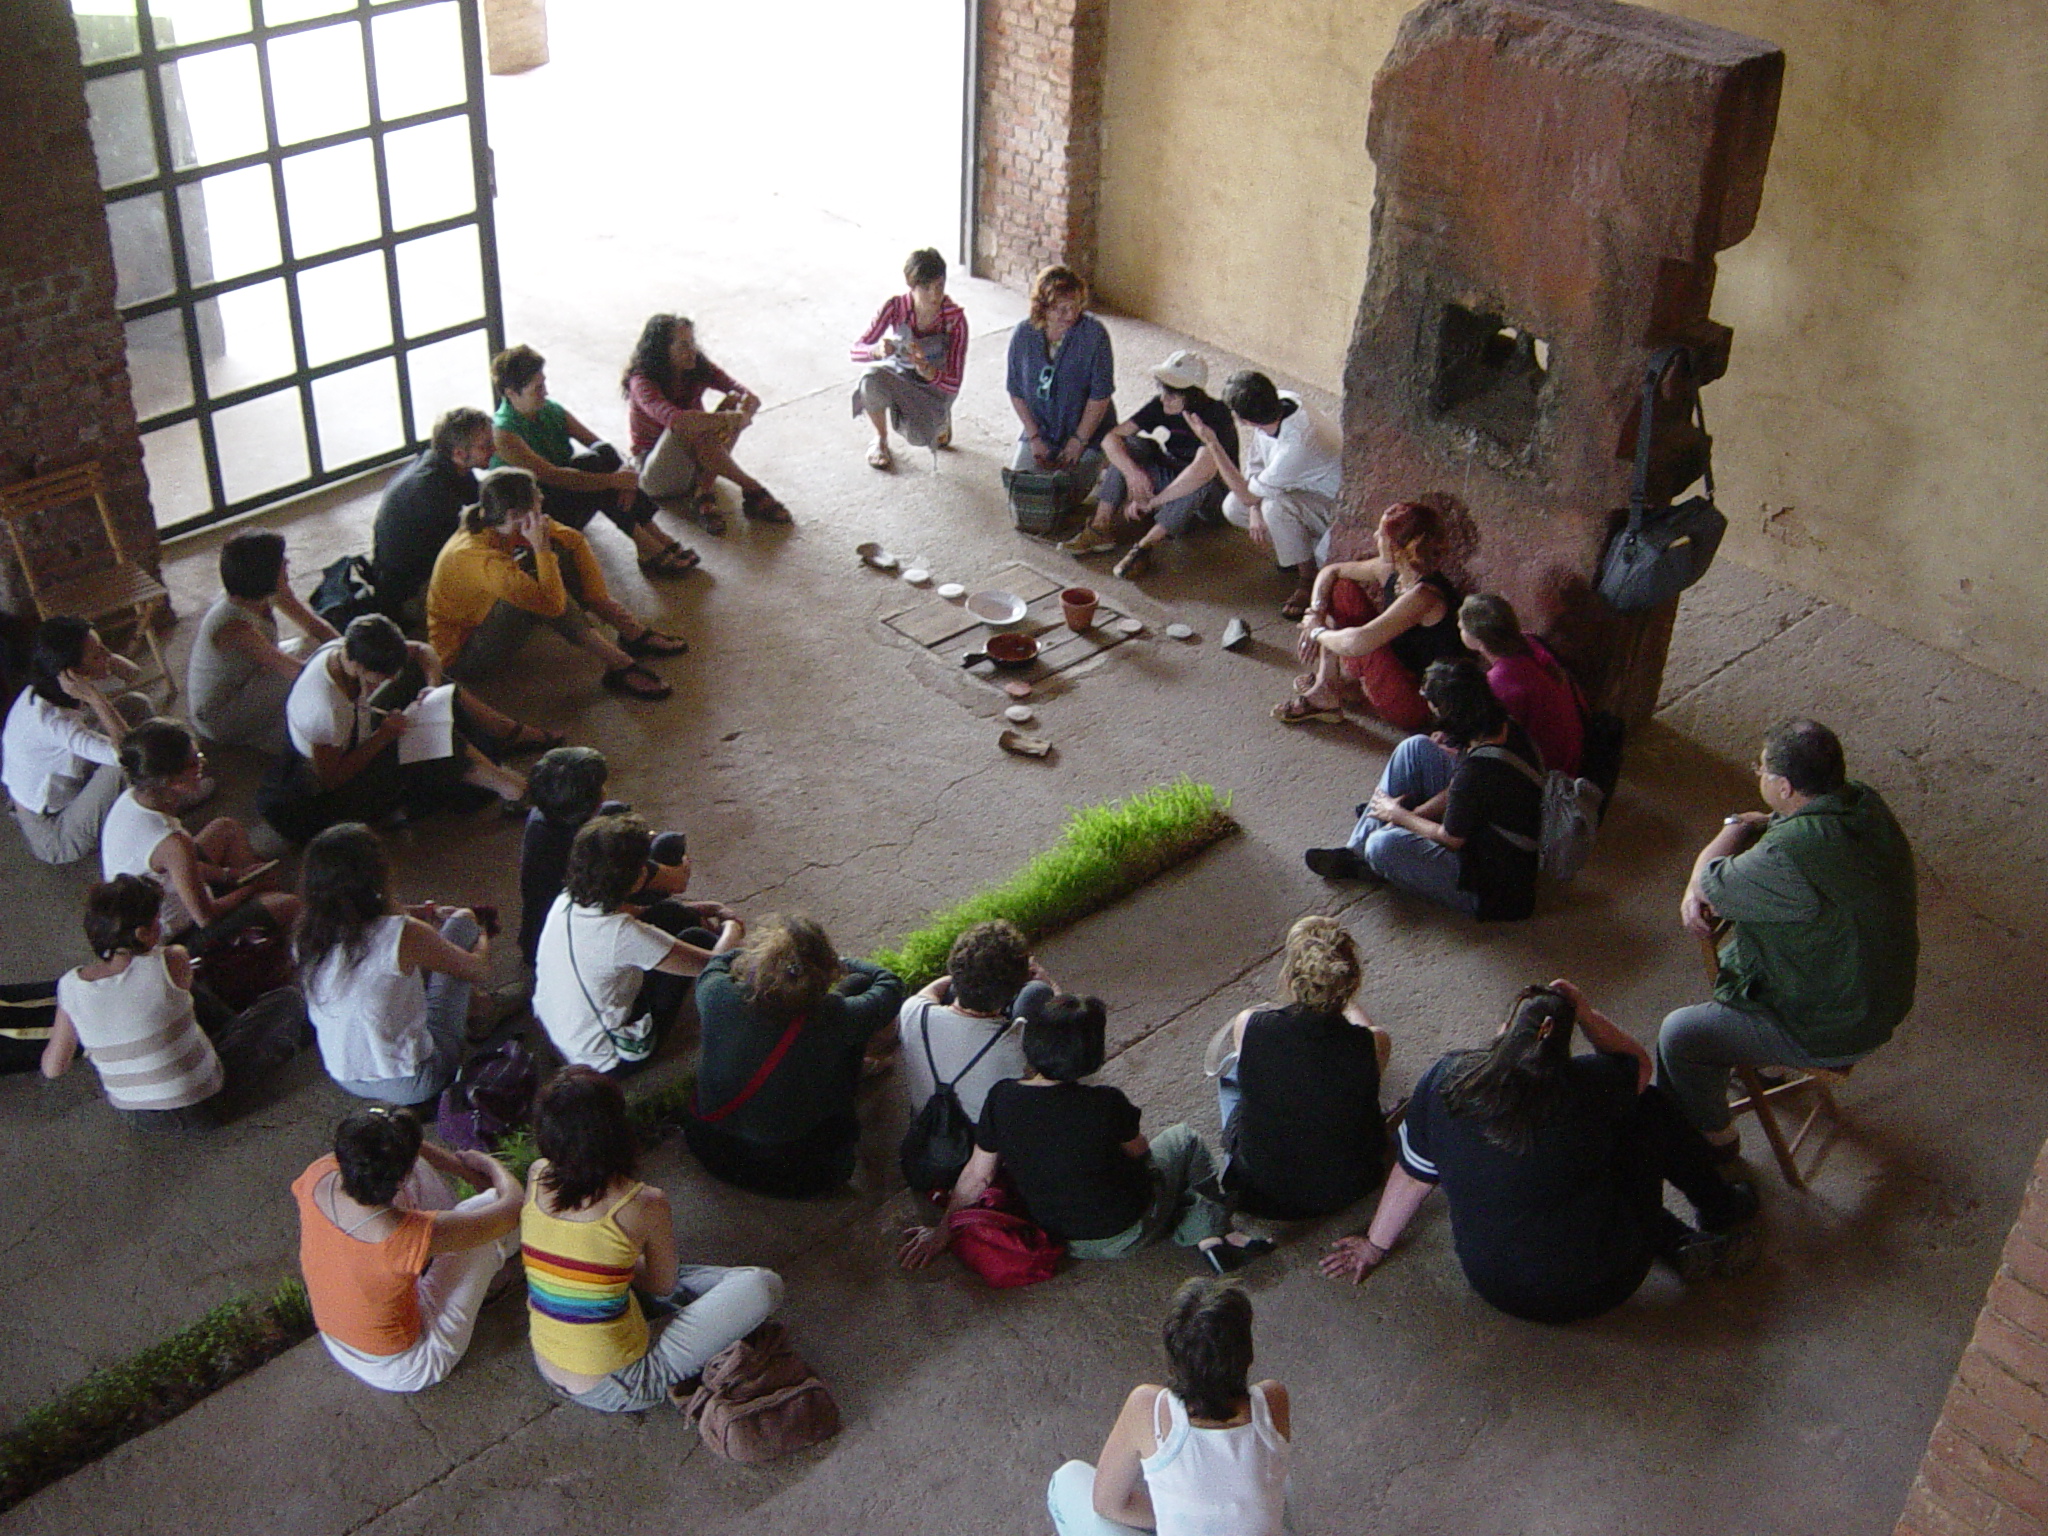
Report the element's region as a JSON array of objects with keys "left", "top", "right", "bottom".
[{"left": 73, "top": 0, "right": 504, "bottom": 534}]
